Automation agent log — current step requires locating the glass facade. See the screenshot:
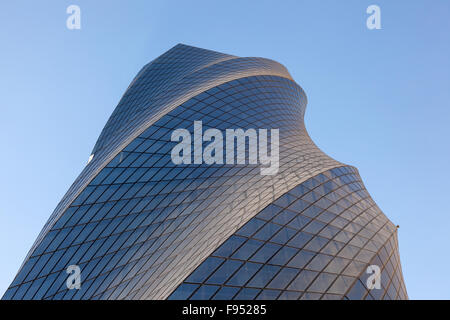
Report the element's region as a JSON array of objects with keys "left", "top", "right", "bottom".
[
  {"left": 2, "top": 44, "right": 407, "bottom": 300},
  {"left": 169, "top": 166, "right": 407, "bottom": 300}
]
